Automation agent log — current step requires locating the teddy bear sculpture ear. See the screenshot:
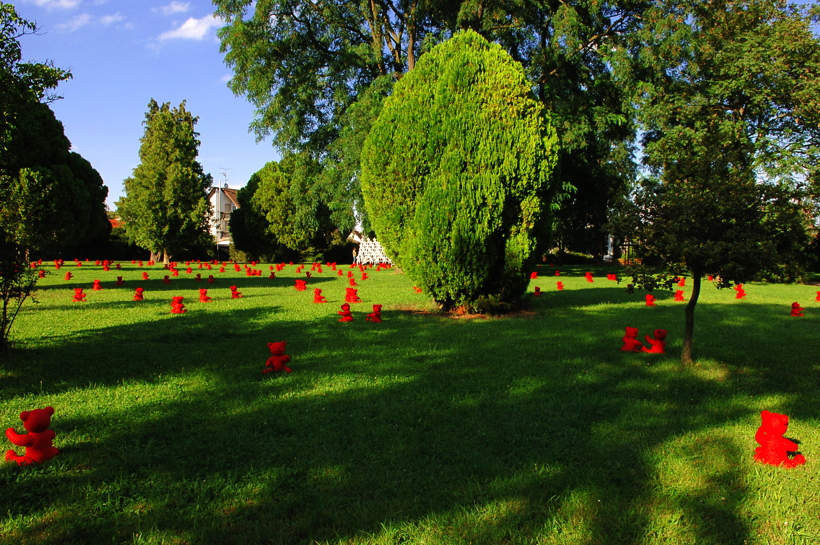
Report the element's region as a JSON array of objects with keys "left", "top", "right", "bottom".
[{"left": 19, "top": 411, "right": 30, "bottom": 421}]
